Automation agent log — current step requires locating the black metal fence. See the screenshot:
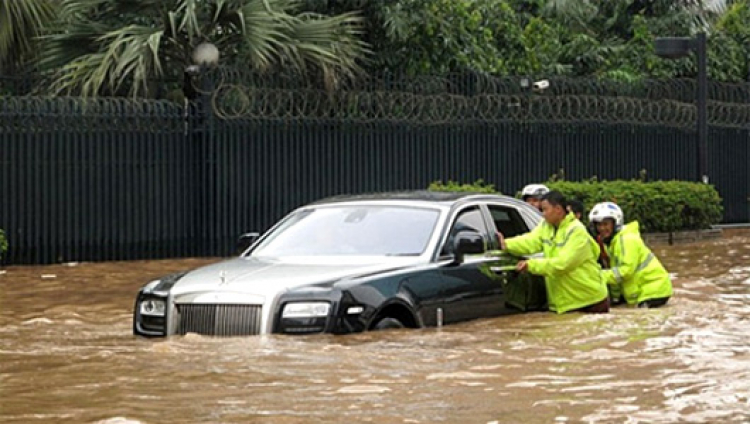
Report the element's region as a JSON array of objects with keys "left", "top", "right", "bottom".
[{"left": 1, "top": 72, "right": 749, "bottom": 264}]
